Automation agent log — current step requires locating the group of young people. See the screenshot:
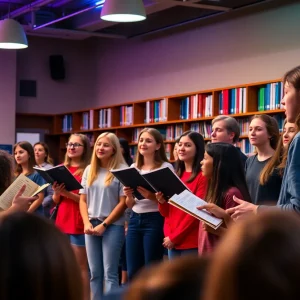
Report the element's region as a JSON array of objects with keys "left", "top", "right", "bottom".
[{"left": 1, "top": 65, "right": 300, "bottom": 300}]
